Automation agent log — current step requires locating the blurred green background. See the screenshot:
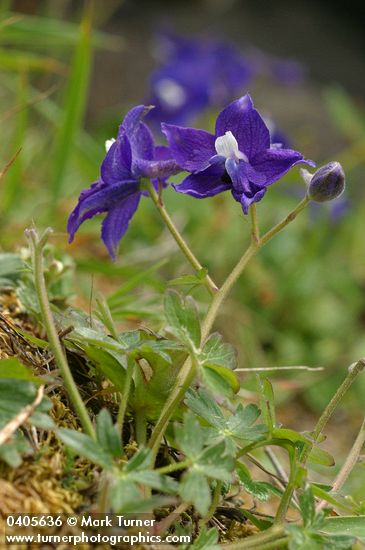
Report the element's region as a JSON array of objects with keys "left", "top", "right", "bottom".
[{"left": 1, "top": 0, "right": 365, "bottom": 498}]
